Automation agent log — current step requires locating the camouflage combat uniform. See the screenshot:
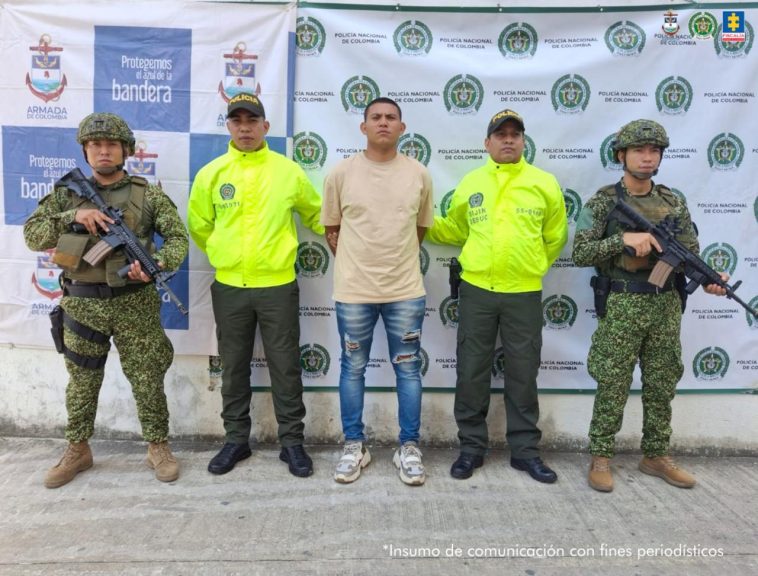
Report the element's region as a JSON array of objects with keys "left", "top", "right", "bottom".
[
  {"left": 23, "top": 174, "right": 188, "bottom": 442},
  {"left": 572, "top": 181, "right": 698, "bottom": 458}
]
